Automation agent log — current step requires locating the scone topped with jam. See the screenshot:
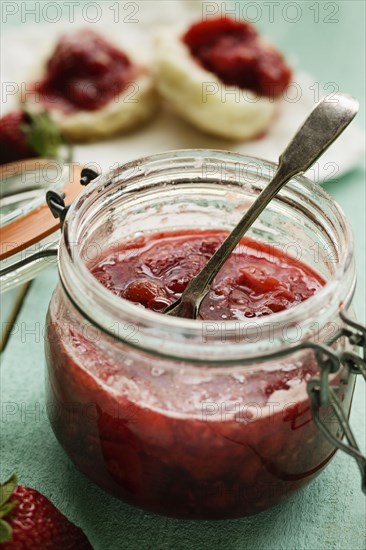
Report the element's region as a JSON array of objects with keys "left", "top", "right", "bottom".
[
  {"left": 155, "top": 17, "right": 292, "bottom": 140},
  {"left": 24, "top": 29, "right": 158, "bottom": 142}
]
